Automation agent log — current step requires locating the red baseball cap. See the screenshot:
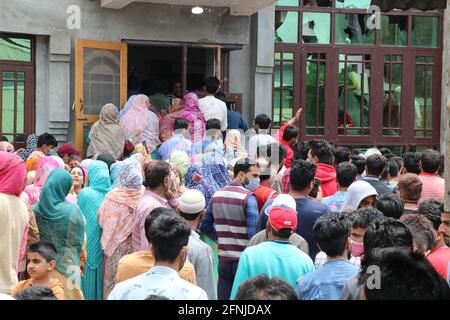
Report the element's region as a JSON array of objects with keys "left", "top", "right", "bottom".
[
  {"left": 57, "top": 144, "right": 81, "bottom": 157},
  {"left": 268, "top": 207, "right": 298, "bottom": 232}
]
